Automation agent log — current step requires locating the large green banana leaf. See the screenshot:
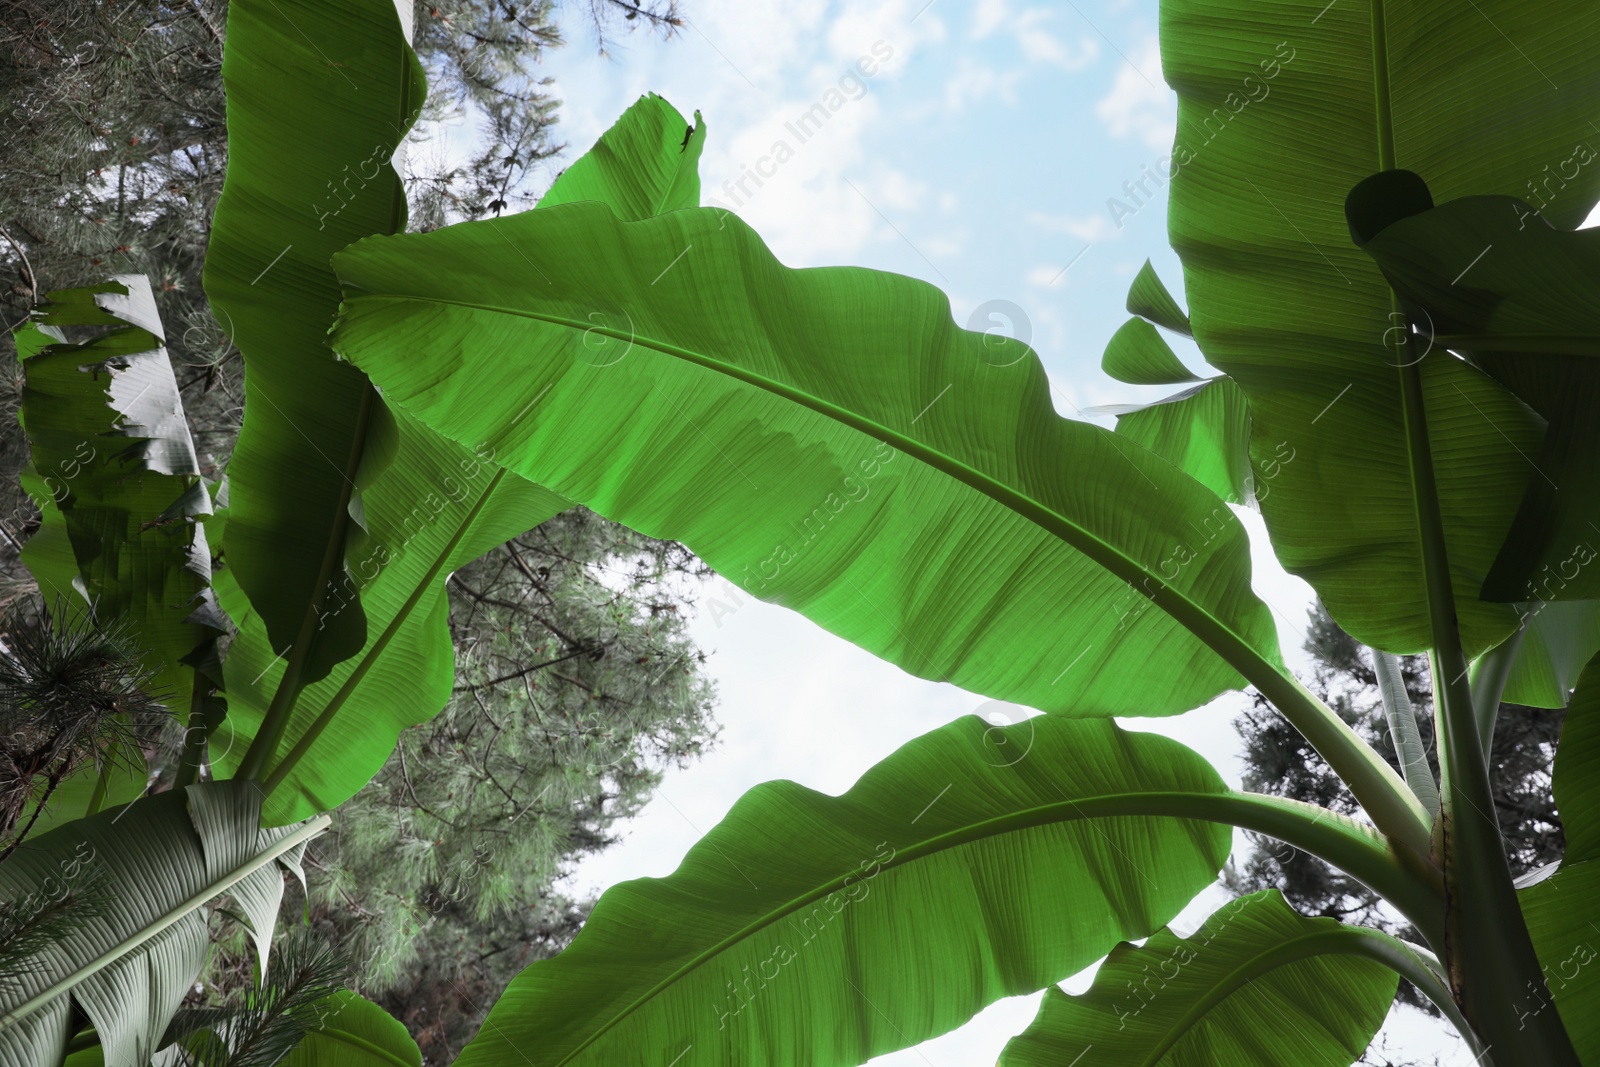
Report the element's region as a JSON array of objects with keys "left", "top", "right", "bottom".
[
  {"left": 1346, "top": 177, "right": 1600, "bottom": 602},
  {"left": 1518, "top": 653, "right": 1600, "bottom": 1062},
  {"left": 998, "top": 890, "right": 1401, "bottom": 1067},
  {"left": 332, "top": 199, "right": 1282, "bottom": 719},
  {"left": 210, "top": 91, "right": 707, "bottom": 823},
  {"left": 14, "top": 278, "right": 223, "bottom": 834},
  {"left": 0, "top": 782, "right": 325, "bottom": 1067},
  {"left": 1161, "top": 0, "right": 1600, "bottom": 656},
  {"left": 203, "top": 0, "right": 424, "bottom": 686},
  {"left": 455, "top": 715, "right": 1232, "bottom": 1066},
  {"left": 282, "top": 991, "right": 421, "bottom": 1067}
]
